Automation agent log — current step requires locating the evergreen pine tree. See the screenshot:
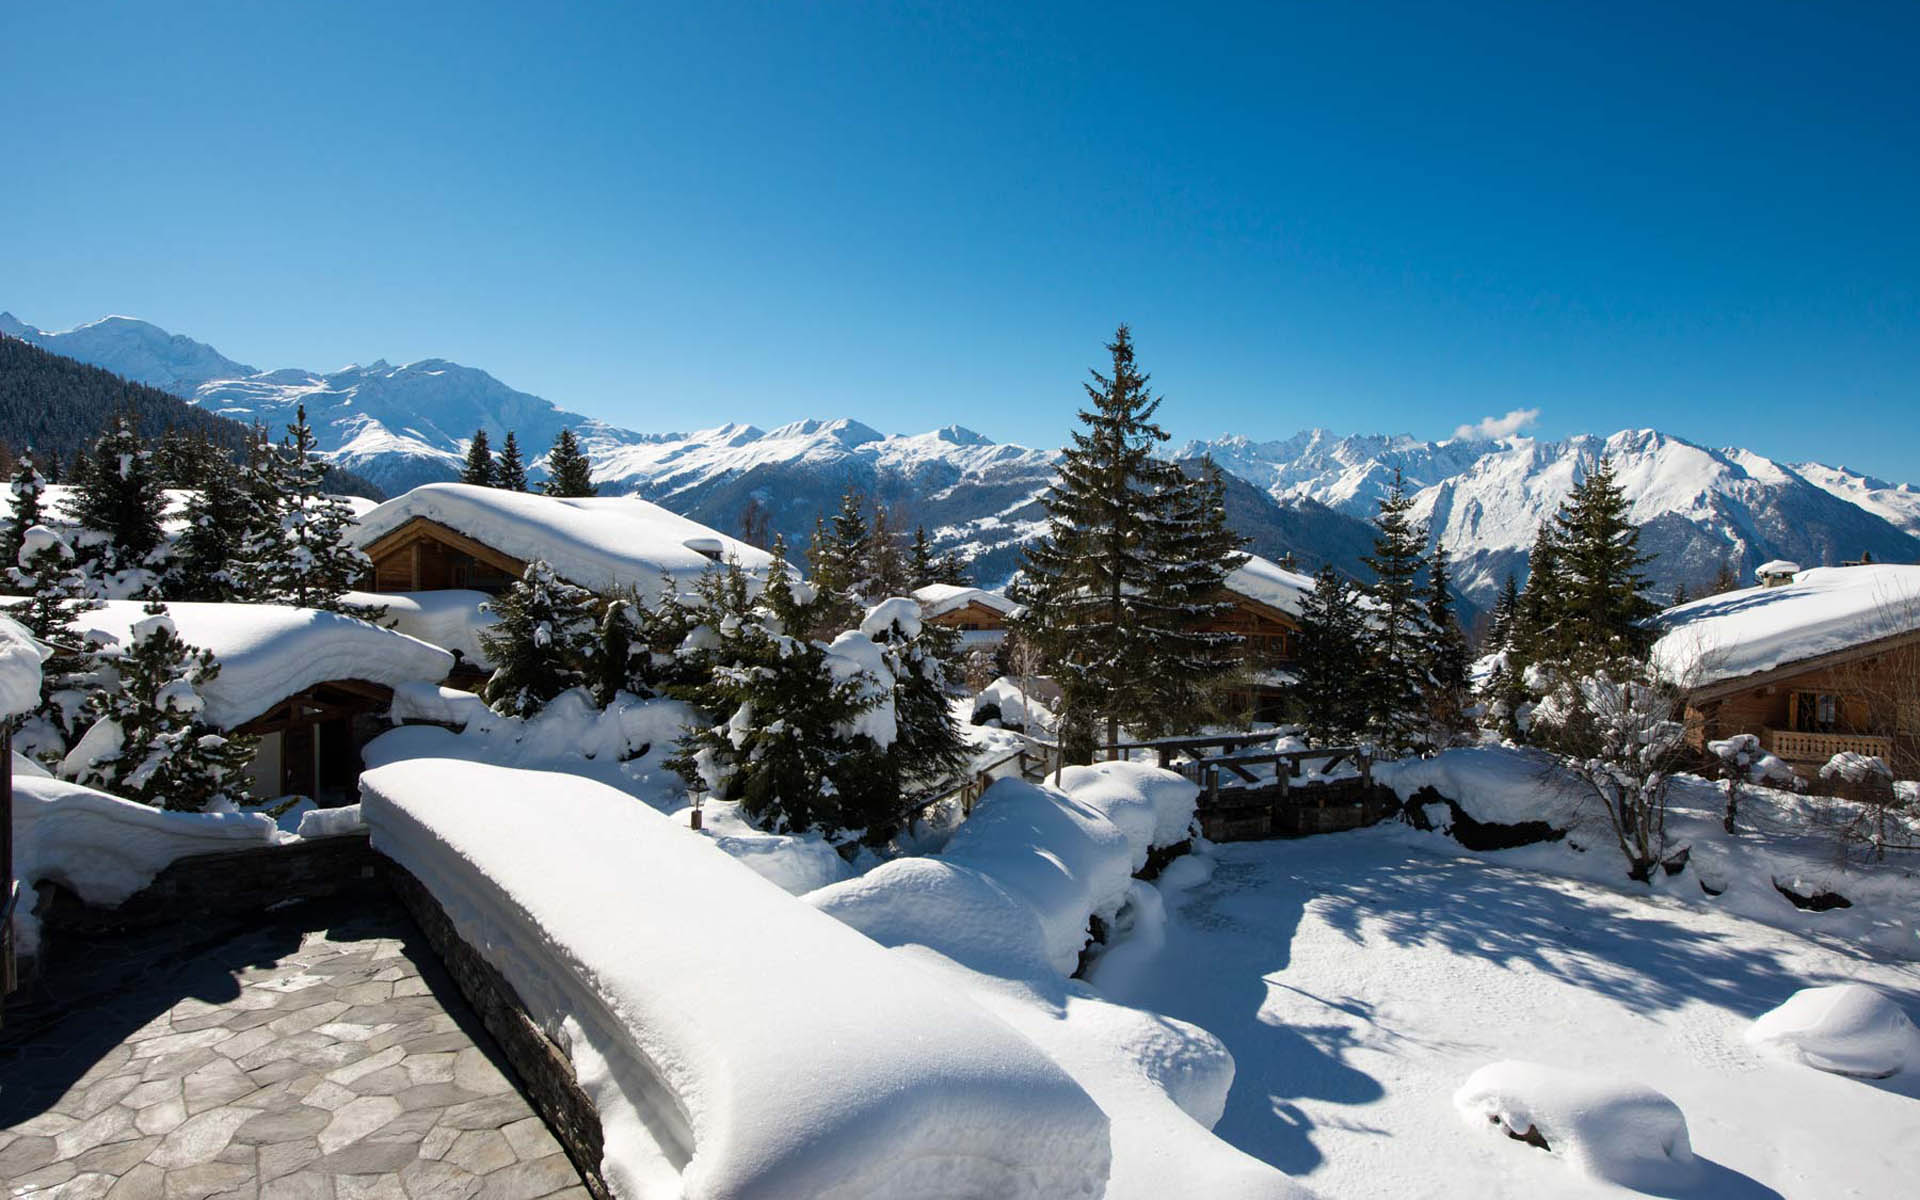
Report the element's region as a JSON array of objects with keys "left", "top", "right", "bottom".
[
  {"left": 933, "top": 550, "right": 971, "bottom": 586},
  {"left": 1550, "top": 456, "right": 1659, "bottom": 668},
  {"left": 1487, "top": 573, "right": 1521, "bottom": 650},
  {"left": 1512, "top": 523, "right": 1563, "bottom": 665},
  {"left": 1286, "top": 567, "right": 1369, "bottom": 745},
  {"left": 1358, "top": 468, "right": 1432, "bottom": 752},
  {"left": 477, "top": 559, "right": 599, "bottom": 717},
  {"left": 460, "top": 429, "right": 497, "bottom": 487},
  {"left": 1013, "top": 325, "right": 1207, "bottom": 755},
  {"left": 496, "top": 431, "right": 529, "bottom": 492},
  {"left": 171, "top": 451, "right": 250, "bottom": 601},
  {"left": 668, "top": 553, "right": 893, "bottom": 842},
  {"left": 1, "top": 454, "right": 48, "bottom": 570},
  {"left": 1422, "top": 542, "right": 1473, "bottom": 742},
  {"left": 863, "top": 598, "right": 971, "bottom": 798},
  {"left": 1670, "top": 581, "right": 1690, "bottom": 608},
  {"left": 805, "top": 488, "right": 868, "bottom": 633},
  {"left": 5, "top": 524, "right": 105, "bottom": 763},
  {"left": 1136, "top": 458, "right": 1247, "bottom": 735},
  {"left": 862, "top": 502, "right": 911, "bottom": 599},
  {"left": 62, "top": 603, "right": 255, "bottom": 811},
  {"left": 908, "top": 526, "right": 939, "bottom": 589},
  {"left": 542, "top": 429, "right": 597, "bottom": 497},
  {"left": 237, "top": 407, "right": 378, "bottom": 614},
  {"left": 66, "top": 415, "right": 167, "bottom": 590},
  {"left": 1709, "top": 557, "right": 1740, "bottom": 596}
]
